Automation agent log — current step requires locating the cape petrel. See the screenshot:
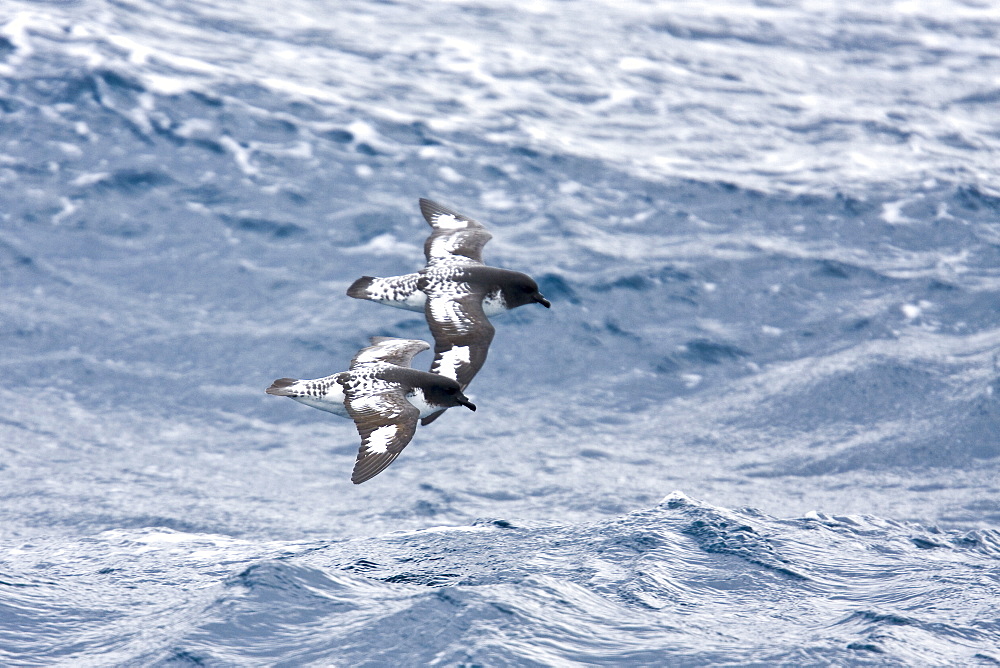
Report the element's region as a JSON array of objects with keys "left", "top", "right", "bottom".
[
  {"left": 265, "top": 336, "right": 475, "bottom": 484},
  {"left": 347, "top": 199, "right": 550, "bottom": 423}
]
